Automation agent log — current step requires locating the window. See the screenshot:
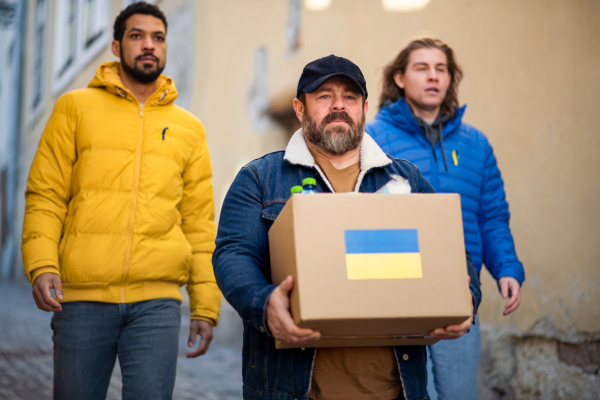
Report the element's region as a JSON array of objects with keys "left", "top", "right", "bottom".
[
  {"left": 51, "top": 0, "right": 111, "bottom": 95},
  {"left": 286, "top": 0, "right": 301, "bottom": 54},
  {"left": 28, "top": 0, "right": 49, "bottom": 123},
  {"left": 53, "top": 0, "right": 77, "bottom": 82},
  {"left": 121, "top": 0, "right": 157, "bottom": 8},
  {"left": 79, "top": 0, "right": 111, "bottom": 68},
  {"left": 84, "top": 0, "right": 103, "bottom": 49}
]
